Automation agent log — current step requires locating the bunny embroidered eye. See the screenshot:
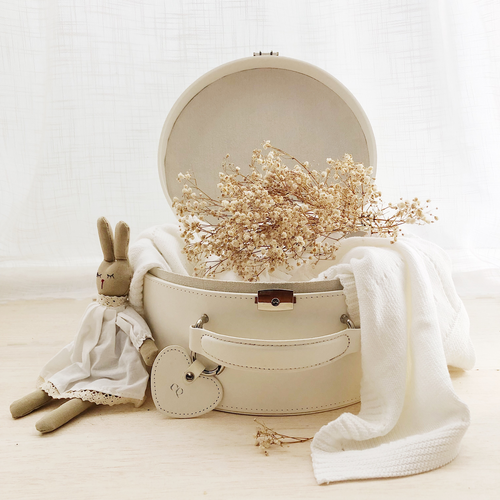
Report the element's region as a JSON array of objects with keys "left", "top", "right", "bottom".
[
  {"left": 107, "top": 274, "right": 115, "bottom": 279},
  {"left": 96, "top": 273, "right": 102, "bottom": 278}
]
